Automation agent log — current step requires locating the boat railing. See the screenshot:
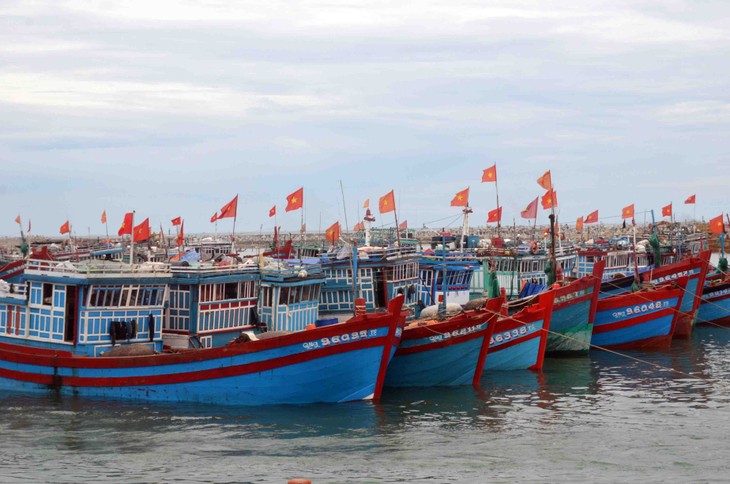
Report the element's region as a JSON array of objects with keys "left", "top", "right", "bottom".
[
  {"left": 170, "top": 263, "right": 259, "bottom": 275},
  {"left": 25, "top": 259, "right": 171, "bottom": 276}
]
